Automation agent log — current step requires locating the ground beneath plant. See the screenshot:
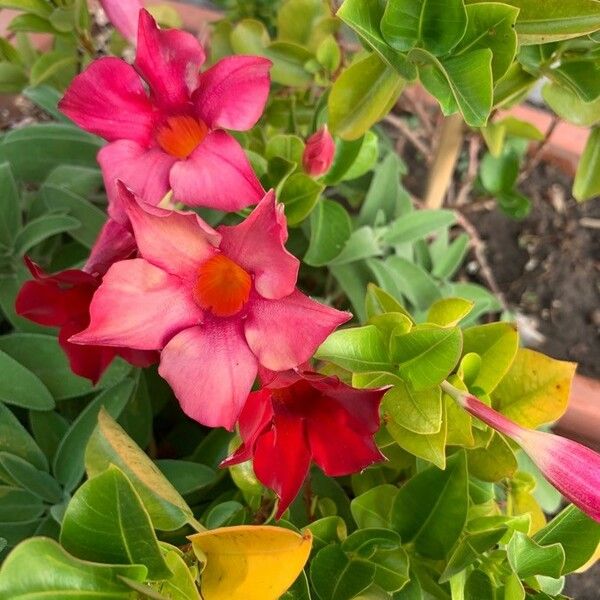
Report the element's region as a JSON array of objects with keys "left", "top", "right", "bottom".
[{"left": 465, "top": 162, "right": 600, "bottom": 379}]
